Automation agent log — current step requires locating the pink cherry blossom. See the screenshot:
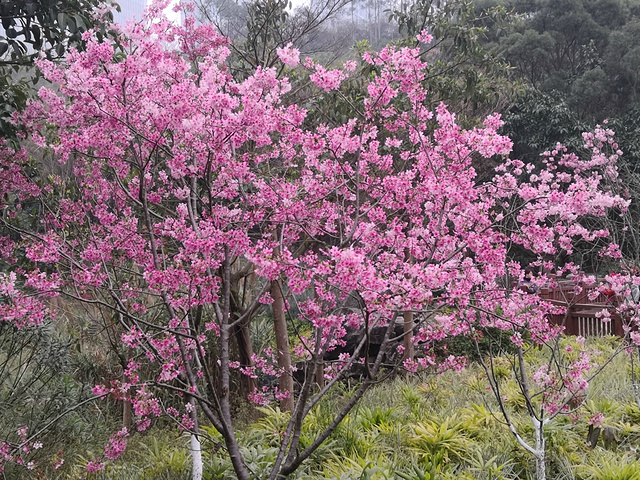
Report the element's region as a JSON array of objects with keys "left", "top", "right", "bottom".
[{"left": 276, "top": 43, "right": 300, "bottom": 67}]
